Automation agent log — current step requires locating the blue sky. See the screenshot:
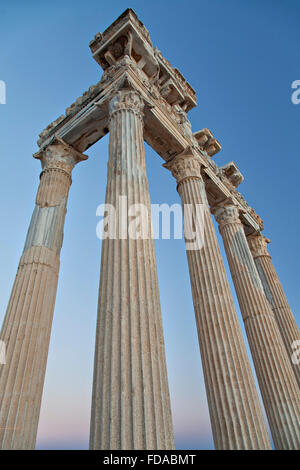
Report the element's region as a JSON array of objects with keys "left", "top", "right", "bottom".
[{"left": 0, "top": 0, "right": 299, "bottom": 449}]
